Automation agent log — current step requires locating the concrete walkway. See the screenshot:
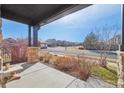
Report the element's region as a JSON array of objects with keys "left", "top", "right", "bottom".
[{"left": 6, "top": 62, "right": 115, "bottom": 88}]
